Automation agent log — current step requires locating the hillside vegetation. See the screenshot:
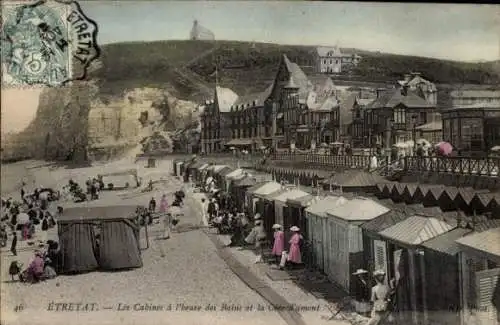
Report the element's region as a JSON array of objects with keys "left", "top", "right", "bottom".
[{"left": 92, "top": 40, "right": 499, "bottom": 99}]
